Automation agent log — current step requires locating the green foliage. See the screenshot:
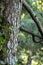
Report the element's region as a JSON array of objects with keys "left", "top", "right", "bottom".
[
  {"left": 0, "top": 0, "right": 43, "bottom": 65},
  {"left": 0, "top": 17, "right": 12, "bottom": 64},
  {"left": 0, "top": 18, "right": 2, "bottom": 22},
  {"left": 18, "top": 0, "right": 43, "bottom": 65},
  {"left": 0, "top": 35, "right": 5, "bottom": 51},
  {"left": 0, "top": 36, "right": 5, "bottom": 44}
]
